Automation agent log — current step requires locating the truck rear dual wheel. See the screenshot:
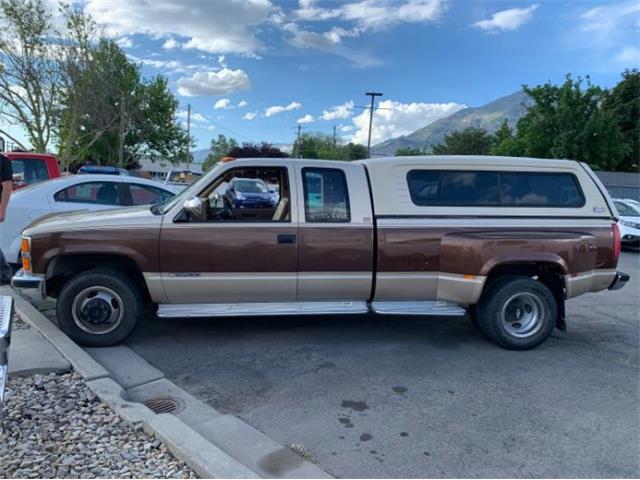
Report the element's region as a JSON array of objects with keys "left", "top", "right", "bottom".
[
  {"left": 475, "top": 275, "right": 557, "bottom": 350},
  {"left": 56, "top": 269, "right": 142, "bottom": 347}
]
